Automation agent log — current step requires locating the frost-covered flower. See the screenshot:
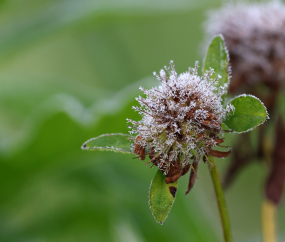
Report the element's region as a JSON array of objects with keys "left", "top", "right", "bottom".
[
  {"left": 204, "top": 1, "right": 285, "bottom": 204},
  {"left": 128, "top": 61, "right": 234, "bottom": 194},
  {"left": 205, "top": 1, "right": 285, "bottom": 100},
  {"left": 82, "top": 35, "right": 269, "bottom": 225}
]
